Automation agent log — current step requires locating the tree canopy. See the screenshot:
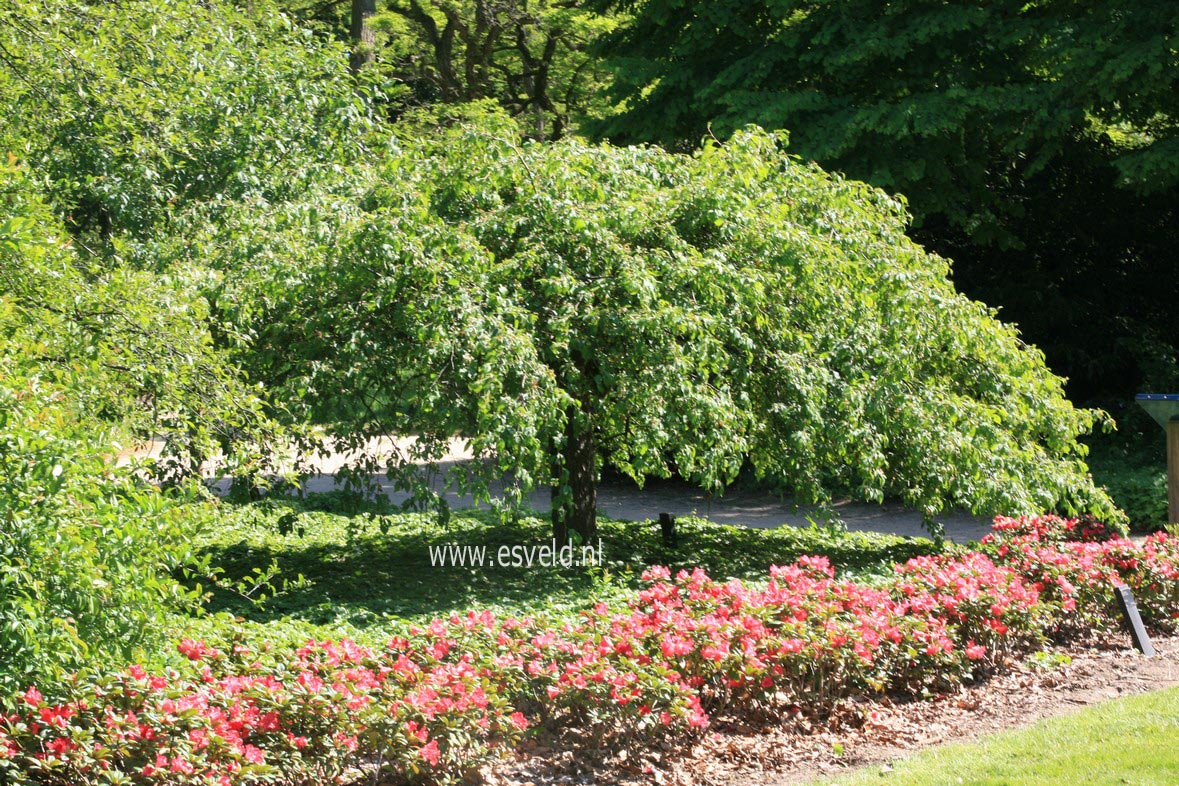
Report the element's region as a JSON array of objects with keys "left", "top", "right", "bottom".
[{"left": 165, "top": 122, "right": 1117, "bottom": 538}]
